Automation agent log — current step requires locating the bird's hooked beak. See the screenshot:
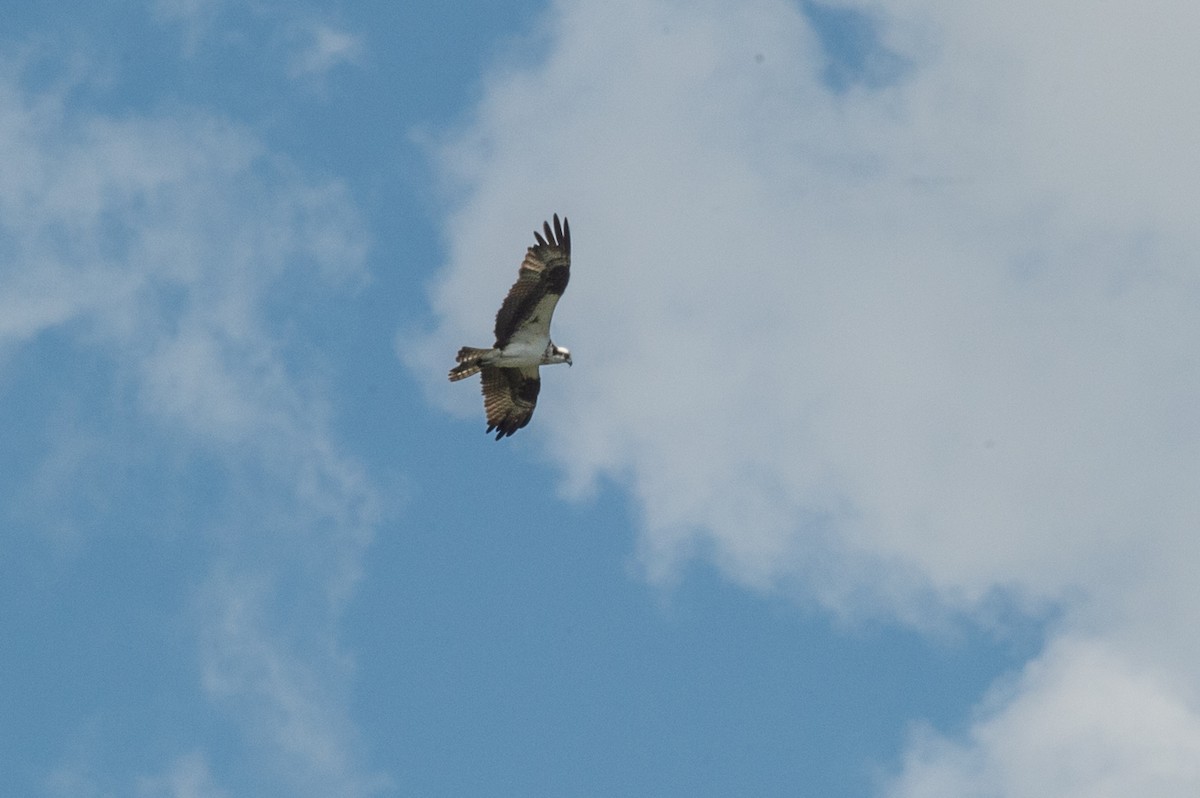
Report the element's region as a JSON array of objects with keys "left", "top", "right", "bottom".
[{"left": 566, "top": 353, "right": 573, "bottom": 367}]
